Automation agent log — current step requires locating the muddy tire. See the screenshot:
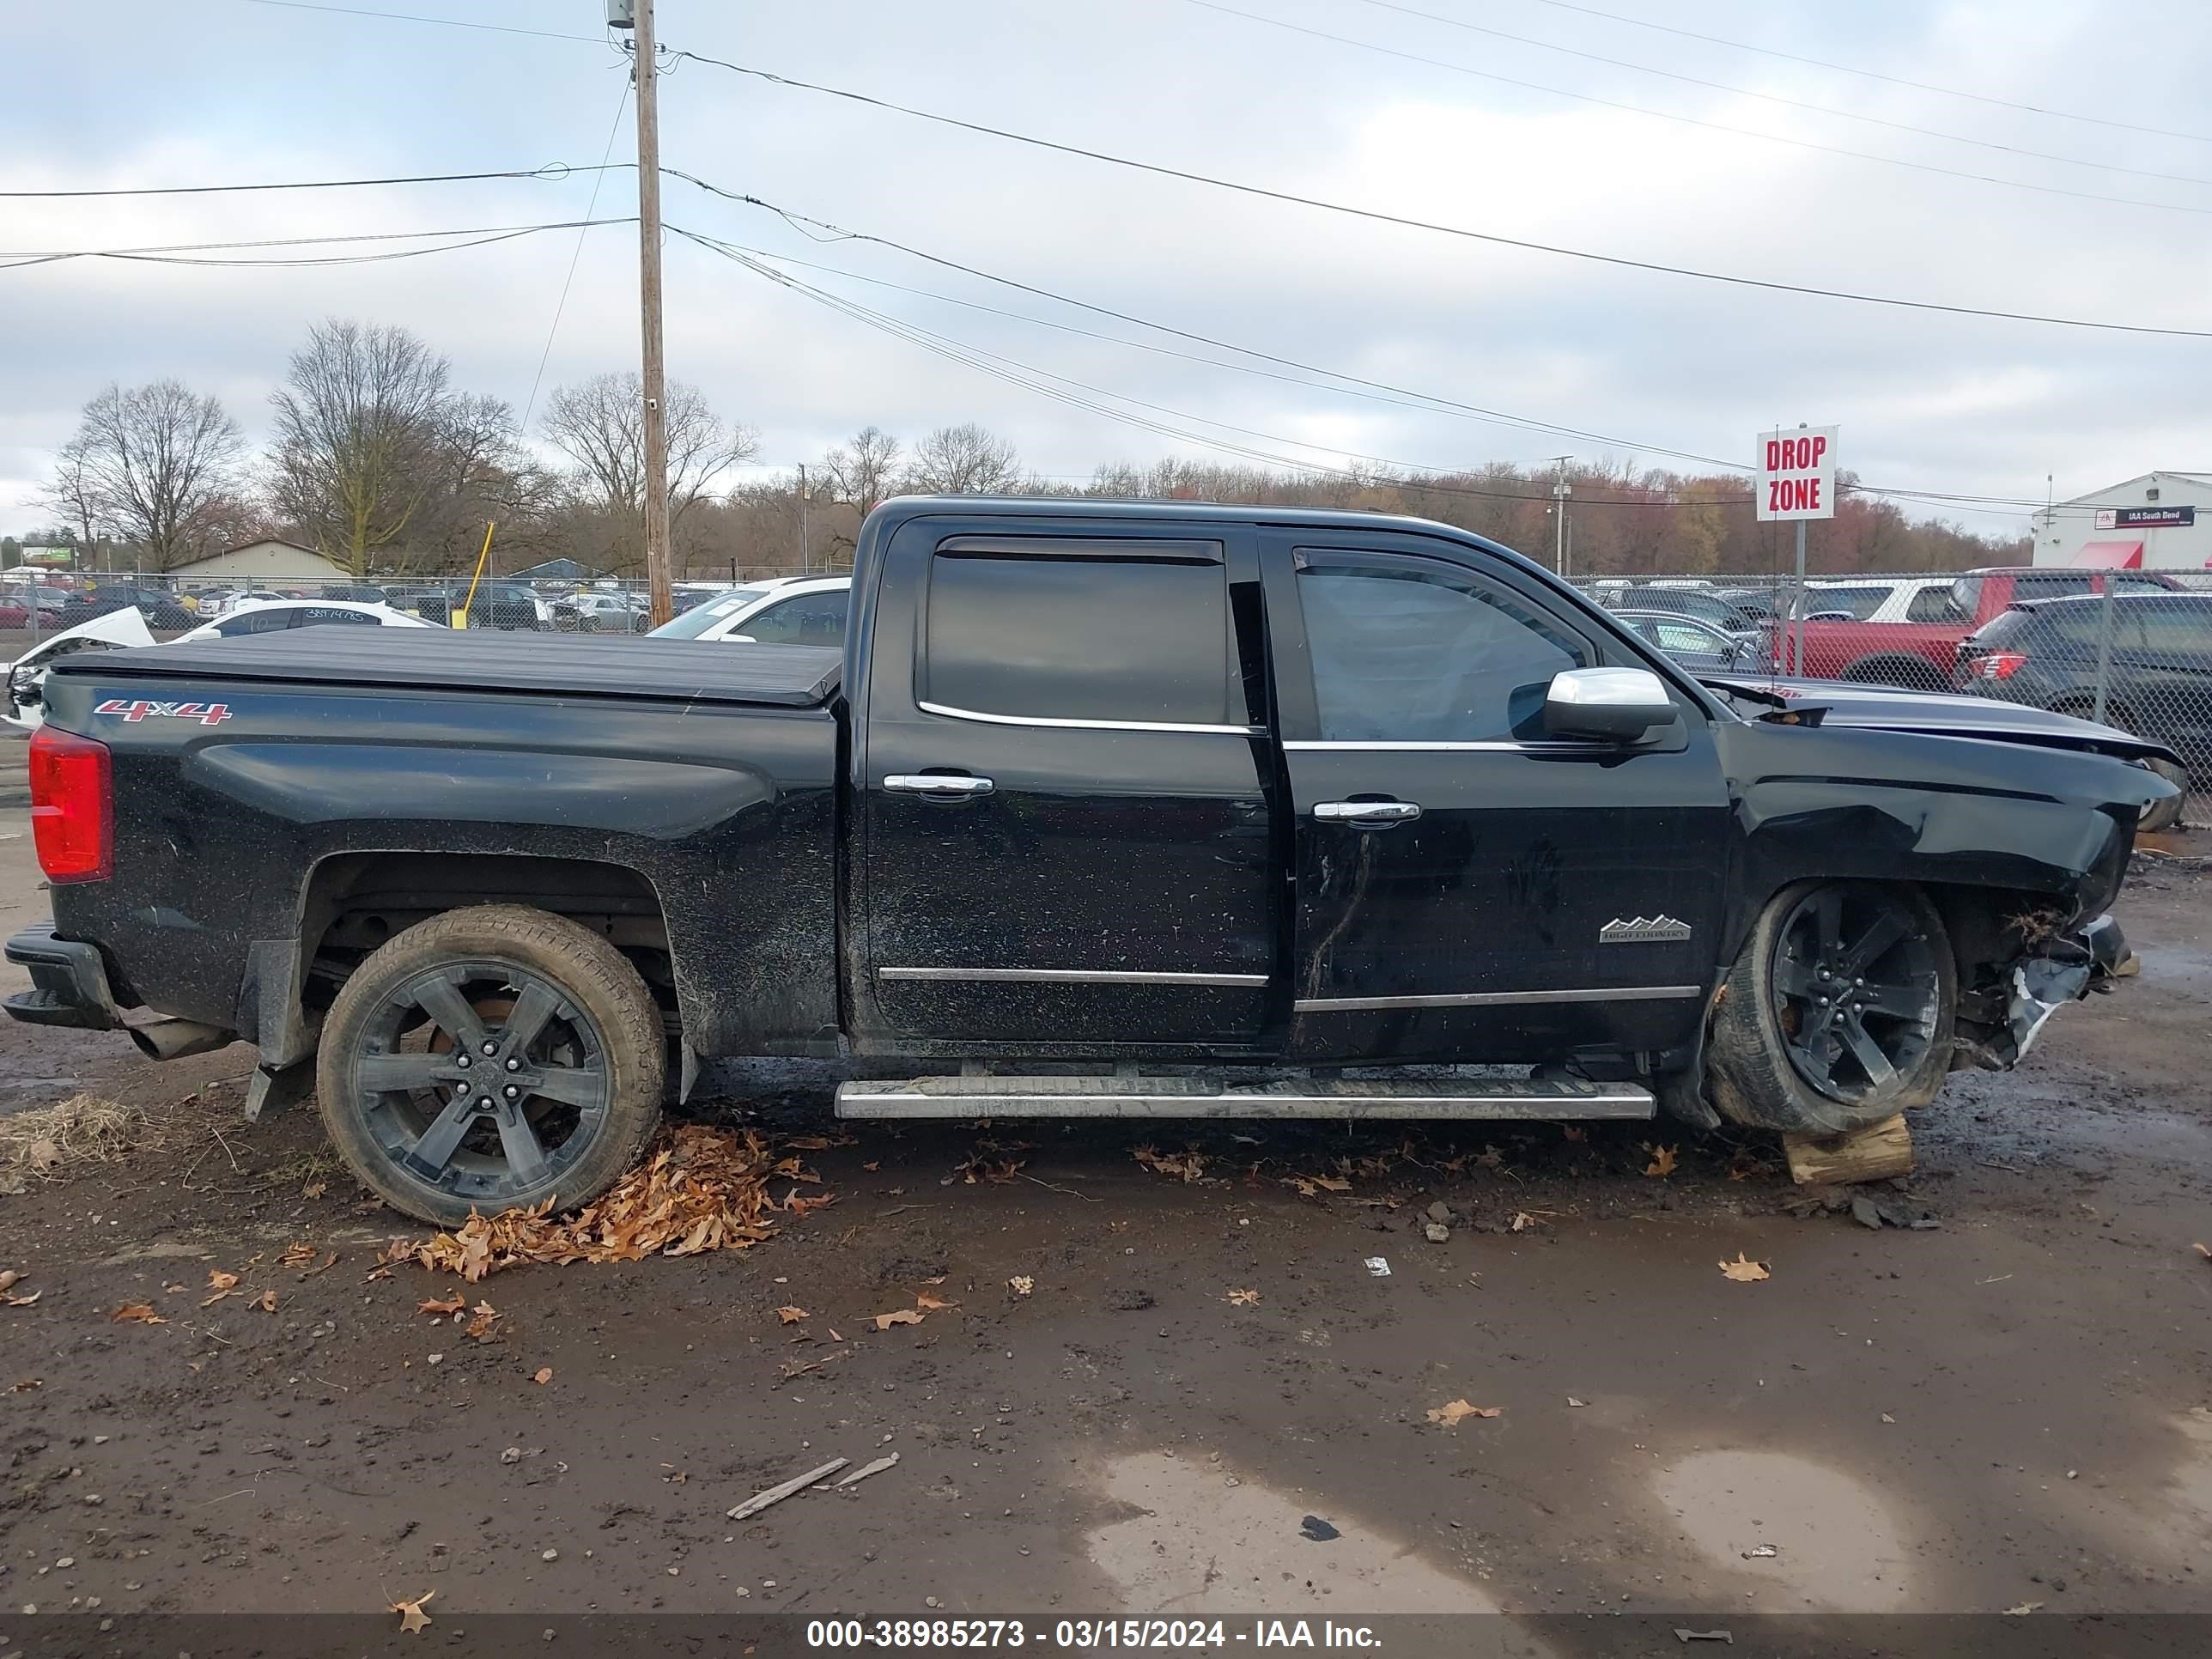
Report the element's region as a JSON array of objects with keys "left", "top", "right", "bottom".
[
  {"left": 315, "top": 905, "right": 665, "bottom": 1226},
  {"left": 1706, "top": 880, "right": 1954, "bottom": 1135}
]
